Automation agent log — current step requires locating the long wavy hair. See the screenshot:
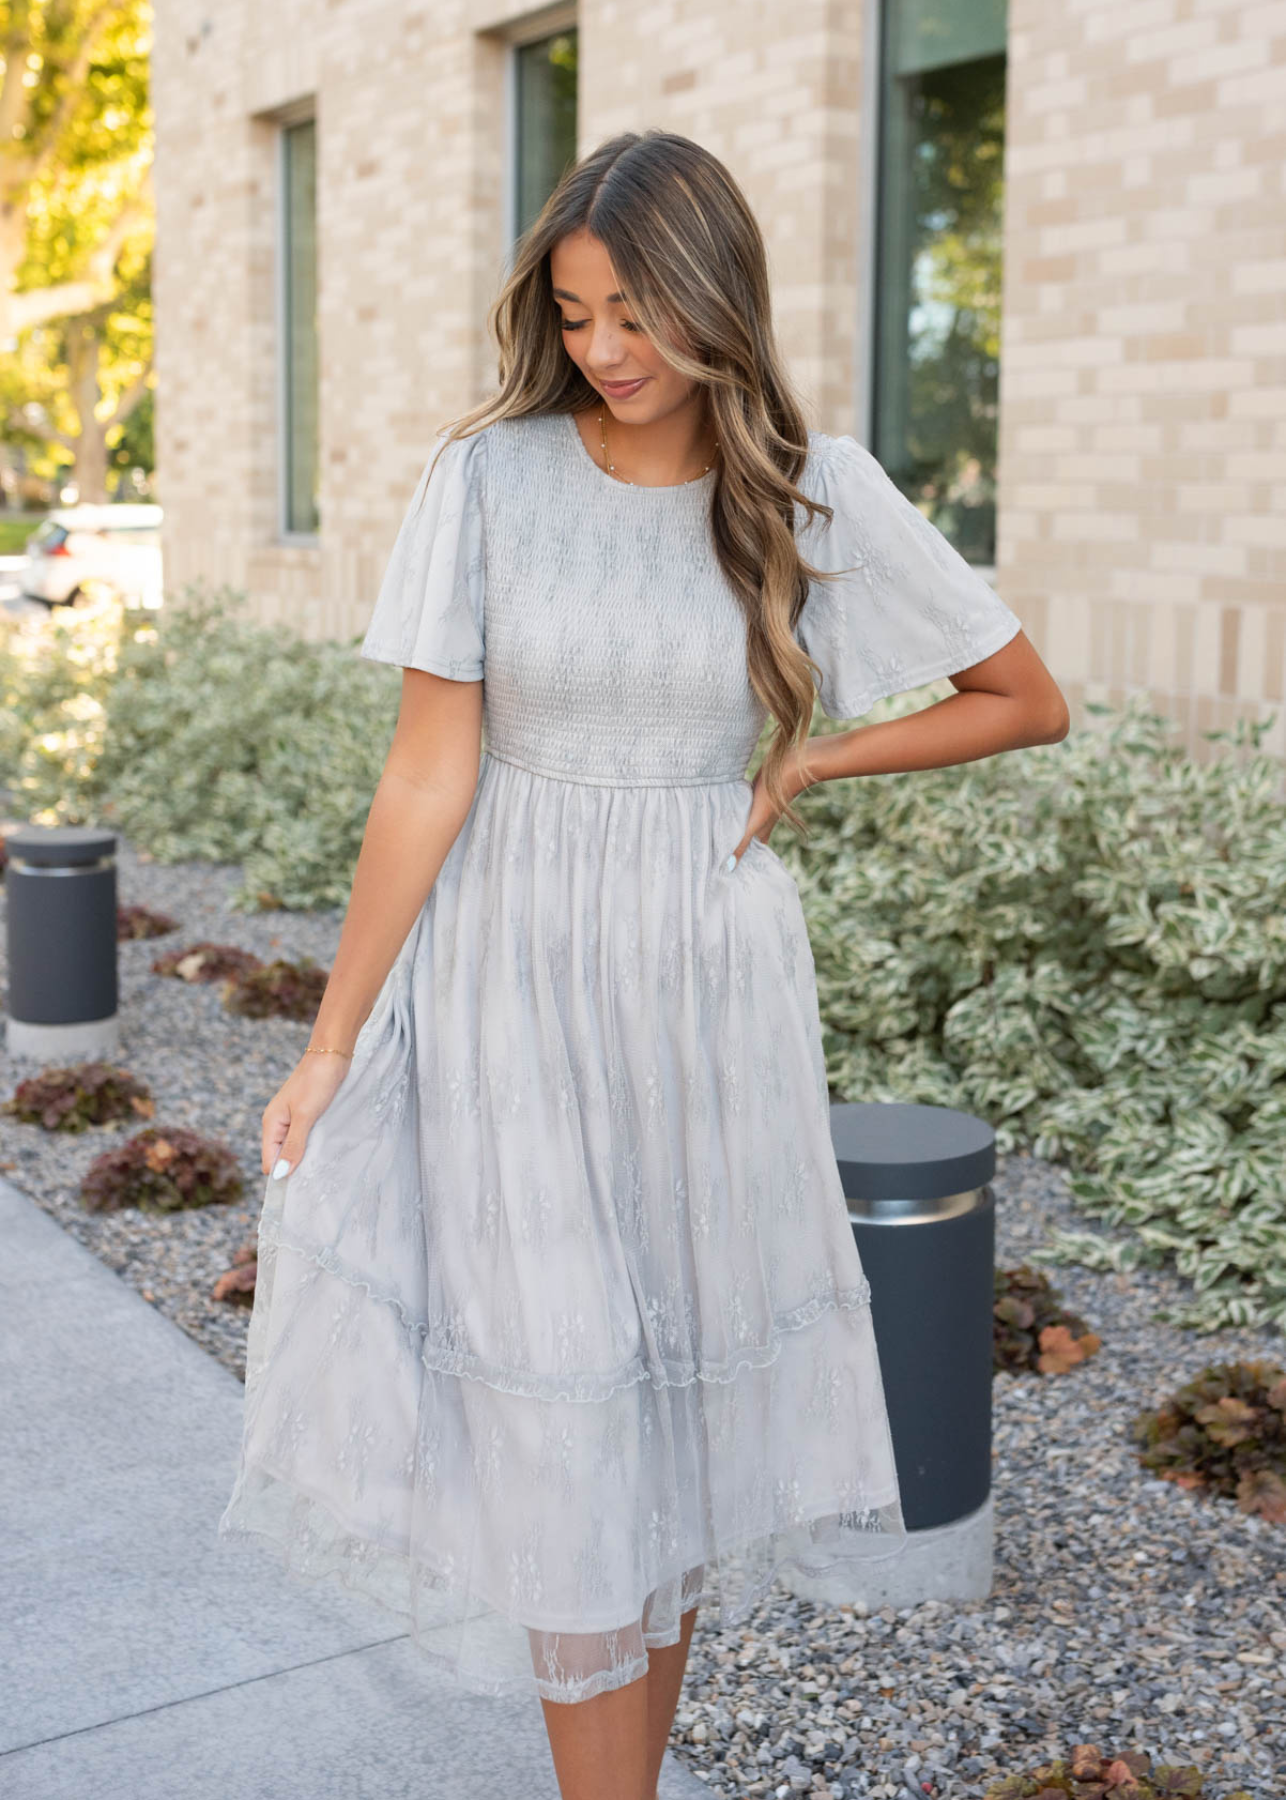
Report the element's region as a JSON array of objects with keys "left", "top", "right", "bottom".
[{"left": 433, "top": 128, "right": 843, "bottom": 839}]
